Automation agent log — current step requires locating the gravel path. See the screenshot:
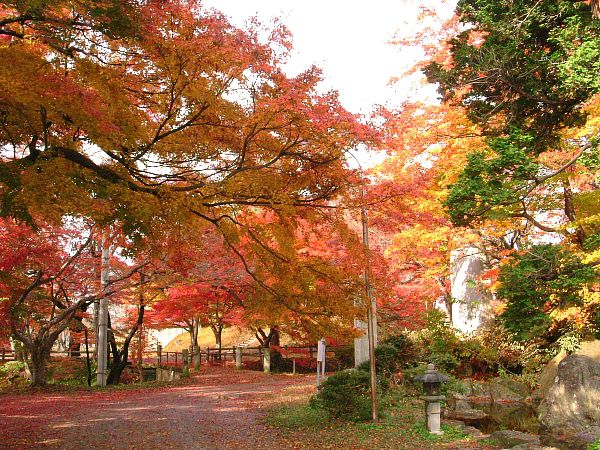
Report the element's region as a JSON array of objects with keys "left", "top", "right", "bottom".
[{"left": 0, "top": 368, "right": 315, "bottom": 449}]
